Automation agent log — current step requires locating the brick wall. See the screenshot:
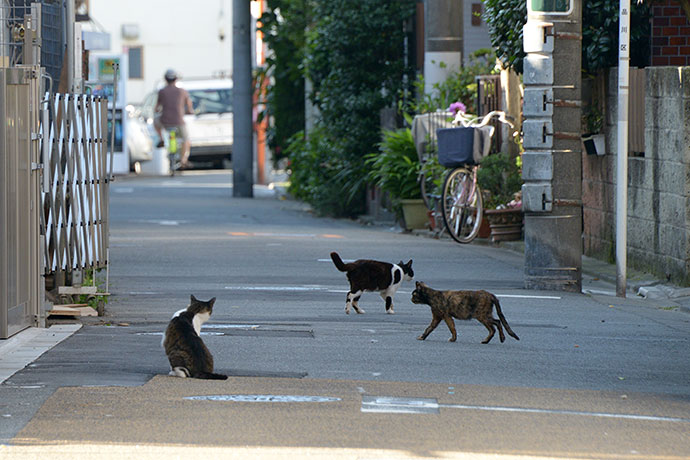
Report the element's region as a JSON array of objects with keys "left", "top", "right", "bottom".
[
  {"left": 582, "top": 67, "right": 690, "bottom": 284},
  {"left": 652, "top": 0, "right": 690, "bottom": 66}
]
